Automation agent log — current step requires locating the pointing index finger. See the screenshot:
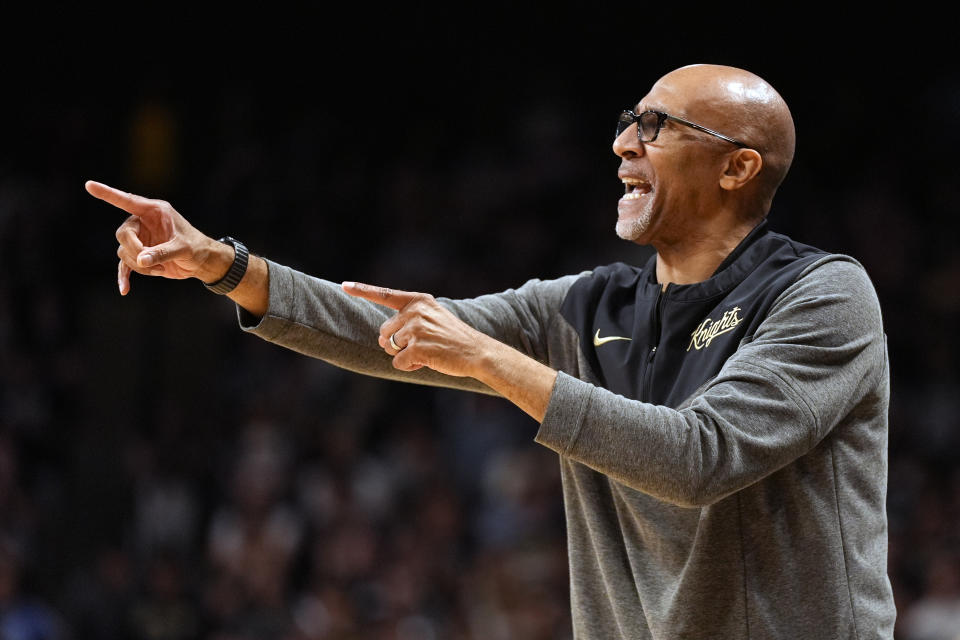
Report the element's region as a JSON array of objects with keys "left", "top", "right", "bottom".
[
  {"left": 342, "top": 281, "right": 421, "bottom": 310},
  {"left": 85, "top": 180, "right": 158, "bottom": 217}
]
